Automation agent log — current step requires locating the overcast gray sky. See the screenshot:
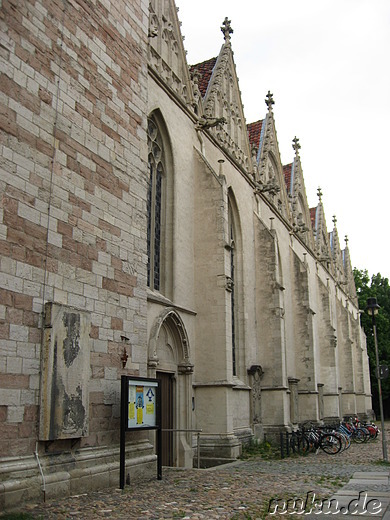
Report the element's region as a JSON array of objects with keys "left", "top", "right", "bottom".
[{"left": 176, "top": 0, "right": 390, "bottom": 280}]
